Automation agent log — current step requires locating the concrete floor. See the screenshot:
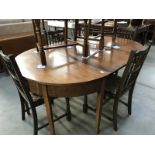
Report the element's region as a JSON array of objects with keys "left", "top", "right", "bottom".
[{"left": 0, "top": 45, "right": 155, "bottom": 135}]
